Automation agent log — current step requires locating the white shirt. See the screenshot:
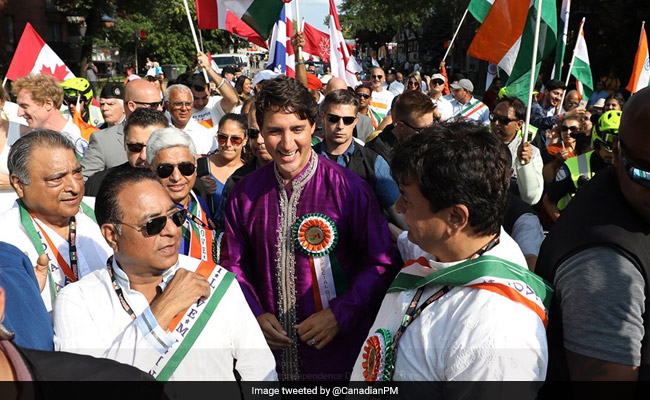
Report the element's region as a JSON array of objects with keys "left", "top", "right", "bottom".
[
  {"left": 432, "top": 96, "right": 453, "bottom": 121},
  {"left": 370, "top": 89, "right": 395, "bottom": 123},
  {"left": 62, "top": 116, "right": 89, "bottom": 156},
  {"left": 352, "top": 228, "right": 548, "bottom": 381},
  {"left": 53, "top": 254, "right": 277, "bottom": 381},
  {"left": 0, "top": 200, "right": 111, "bottom": 312},
  {"left": 176, "top": 118, "right": 217, "bottom": 156},
  {"left": 384, "top": 81, "right": 404, "bottom": 96},
  {"left": 450, "top": 96, "right": 490, "bottom": 124},
  {"left": 507, "top": 134, "right": 544, "bottom": 205},
  {"left": 191, "top": 96, "right": 226, "bottom": 131}
]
